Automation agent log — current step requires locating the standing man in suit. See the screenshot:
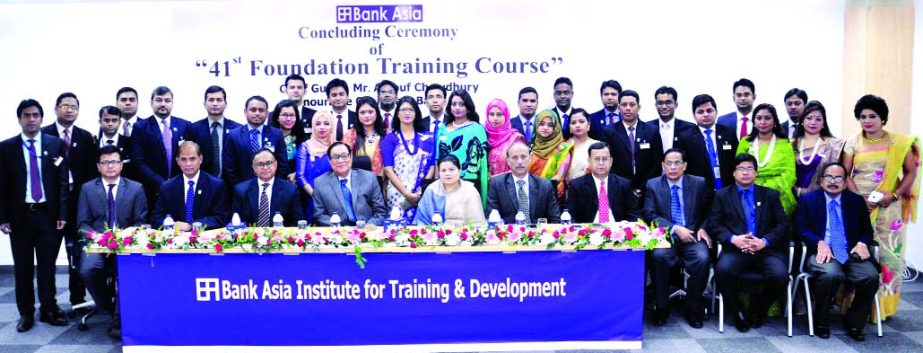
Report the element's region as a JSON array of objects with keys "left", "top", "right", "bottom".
[
  {"left": 794, "top": 163, "right": 878, "bottom": 341},
  {"left": 312, "top": 142, "right": 387, "bottom": 226},
  {"left": 716, "top": 78, "right": 757, "bottom": 140},
  {"left": 552, "top": 77, "right": 575, "bottom": 139},
  {"left": 708, "top": 154, "right": 790, "bottom": 333},
  {"left": 326, "top": 78, "right": 360, "bottom": 142},
  {"left": 645, "top": 148, "right": 714, "bottom": 328},
  {"left": 782, "top": 88, "right": 808, "bottom": 139},
  {"left": 0, "top": 99, "right": 70, "bottom": 332},
  {"left": 422, "top": 83, "right": 447, "bottom": 133},
  {"left": 116, "top": 87, "right": 140, "bottom": 137},
  {"left": 283, "top": 74, "right": 317, "bottom": 136},
  {"left": 232, "top": 148, "right": 304, "bottom": 226},
  {"left": 376, "top": 80, "right": 399, "bottom": 131},
  {"left": 77, "top": 145, "right": 147, "bottom": 338},
  {"left": 487, "top": 141, "right": 561, "bottom": 224},
  {"left": 42, "top": 92, "right": 99, "bottom": 314},
  {"left": 602, "top": 90, "right": 663, "bottom": 202},
  {"left": 675, "top": 94, "right": 738, "bottom": 190},
  {"left": 647, "top": 86, "right": 695, "bottom": 152},
  {"left": 223, "top": 96, "right": 288, "bottom": 187},
  {"left": 566, "top": 142, "right": 640, "bottom": 223},
  {"left": 97, "top": 105, "right": 134, "bottom": 181},
  {"left": 588, "top": 80, "right": 622, "bottom": 140},
  {"left": 183, "top": 85, "right": 242, "bottom": 178},
  {"left": 152, "top": 141, "right": 229, "bottom": 230},
  {"left": 131, "top": 86, "right": 191, "bottom": 211},
  {"left": 510, "top": 87, "right": 539, "bottom": 144}
]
